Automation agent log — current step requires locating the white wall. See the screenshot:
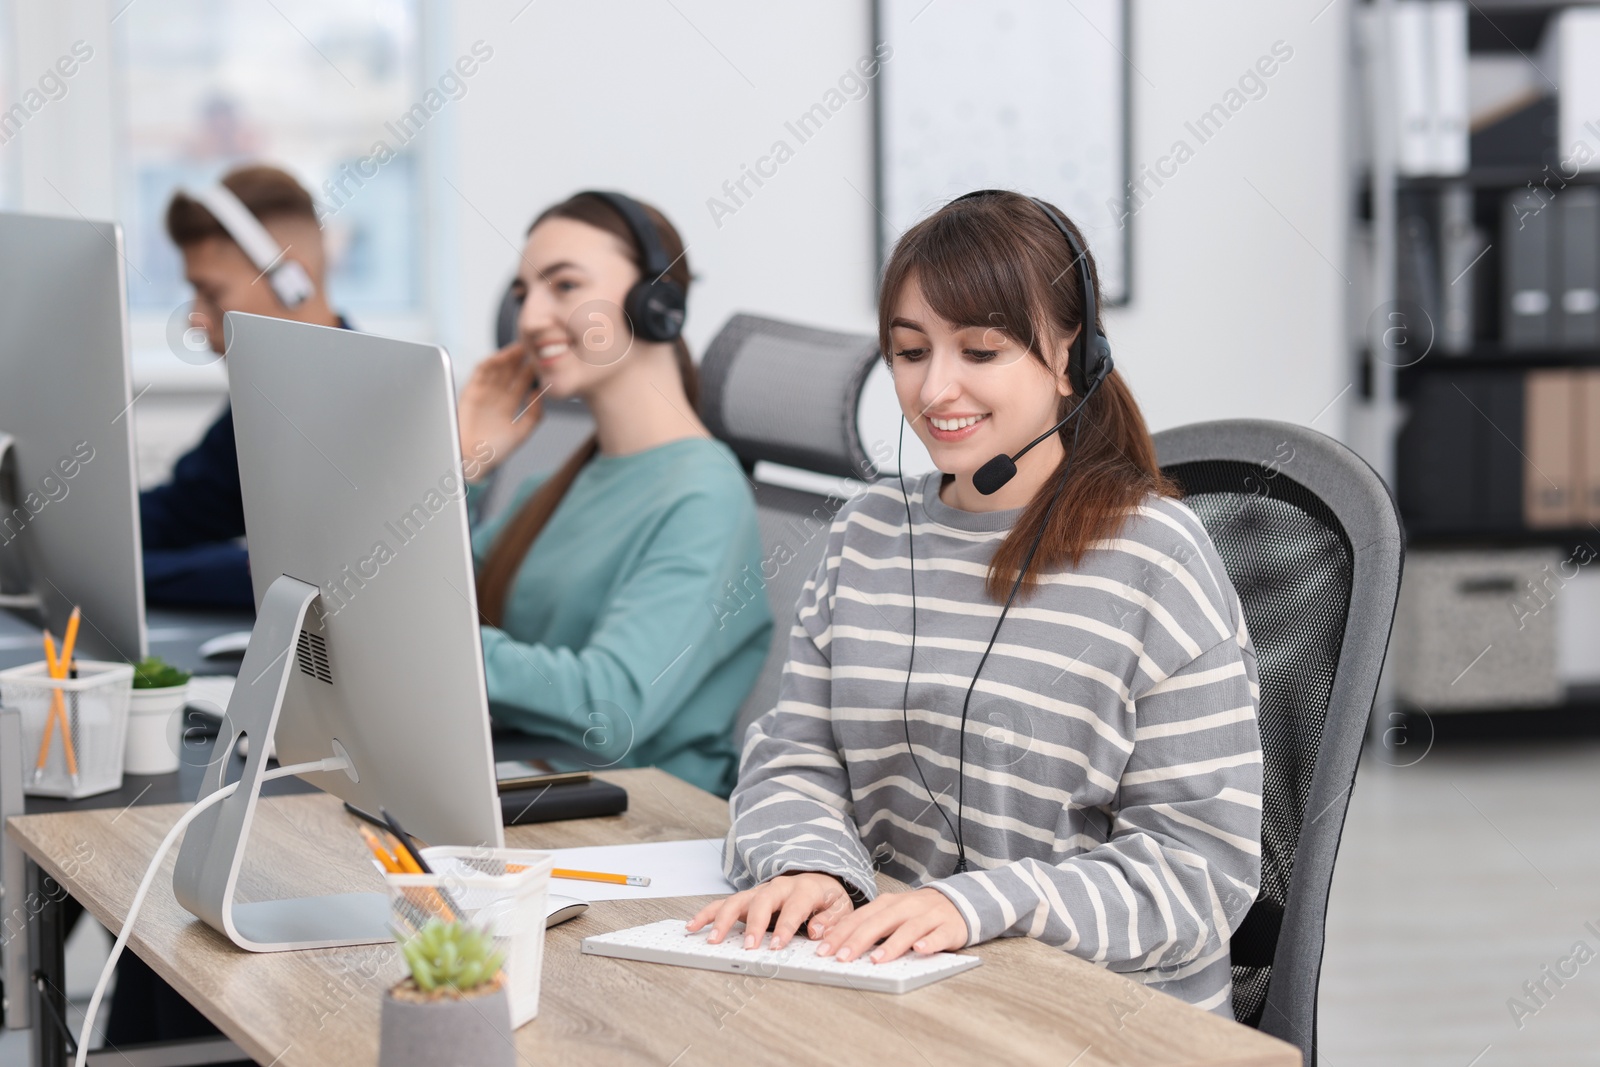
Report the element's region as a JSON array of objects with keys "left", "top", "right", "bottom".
[
  {"left": 441, "top": 0, "right": 1353, "bottom": 459},
  {"left": 1110, "top": 2, "right": 1352, "bottom": 439},
  {"left": 3, "top": 3, "right": 117, "bottom": 218},
  {"left": 3, "top": 1, "right": 1354, "bottom": 466},
  {"left": 440, "top": 1, "right": 882, "bottom": 361}
]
